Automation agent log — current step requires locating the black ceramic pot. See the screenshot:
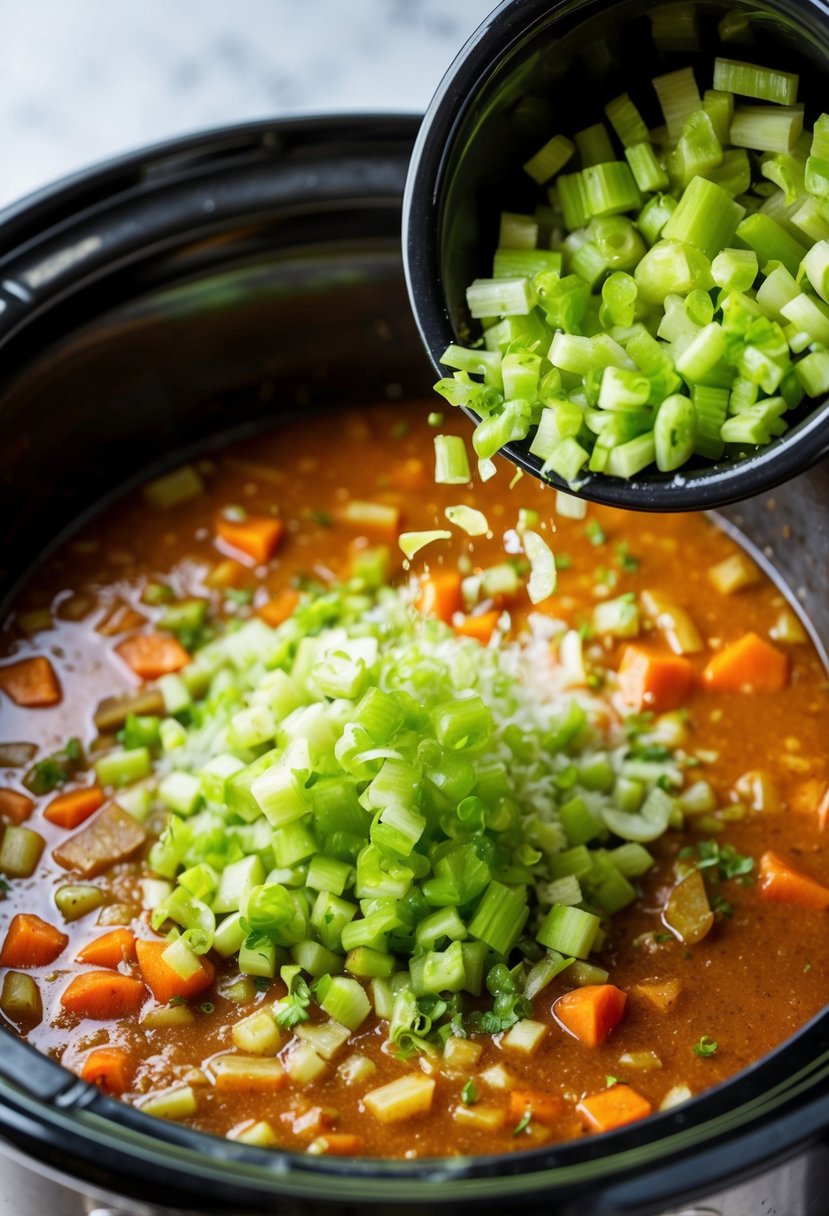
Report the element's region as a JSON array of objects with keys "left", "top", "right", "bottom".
[
  {"left": 0, "top": 115, "right": 828, "bottom": 1216},
  {"left": 403, "top": 0, "right": 829, "bottom": 509}
]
